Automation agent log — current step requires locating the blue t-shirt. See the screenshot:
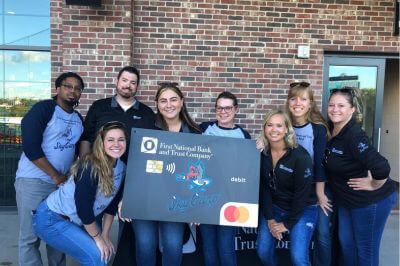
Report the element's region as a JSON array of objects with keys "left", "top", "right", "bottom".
[
  {"left": 293, "top": 122, "right": 314, "bottom": 160},
  {"left": 16, "top": 100, "right": 83, "bottom": 183},
  {"left": 46, "top": 159, "right": 126, "bottom": 226},
  {"left": 200, "top": 121, "right": 251, "bottom": 139}
]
